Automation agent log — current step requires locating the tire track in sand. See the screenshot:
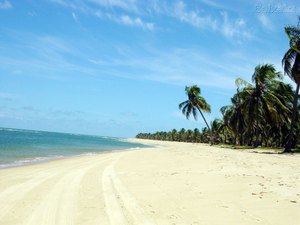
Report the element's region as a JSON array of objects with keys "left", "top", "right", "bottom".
[
  {"left": 102, "top": 161, "right": 156, "bottom": 225},
  {"left": 0, "top": 161, "right": 90, "bottom": 222},
  {"left": 24, "top": 157, "right": 112, "bottom": 225}
]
